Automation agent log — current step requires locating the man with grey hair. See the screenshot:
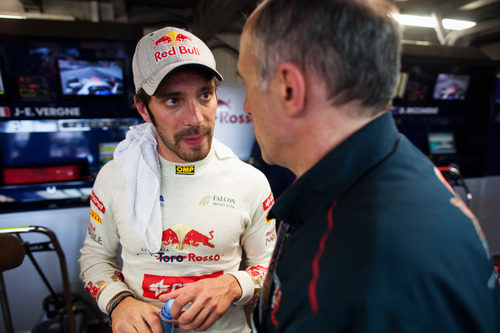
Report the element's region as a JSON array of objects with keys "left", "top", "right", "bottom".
[{"left": 238, "top": 0, "right": 500, "bottom": 331}]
